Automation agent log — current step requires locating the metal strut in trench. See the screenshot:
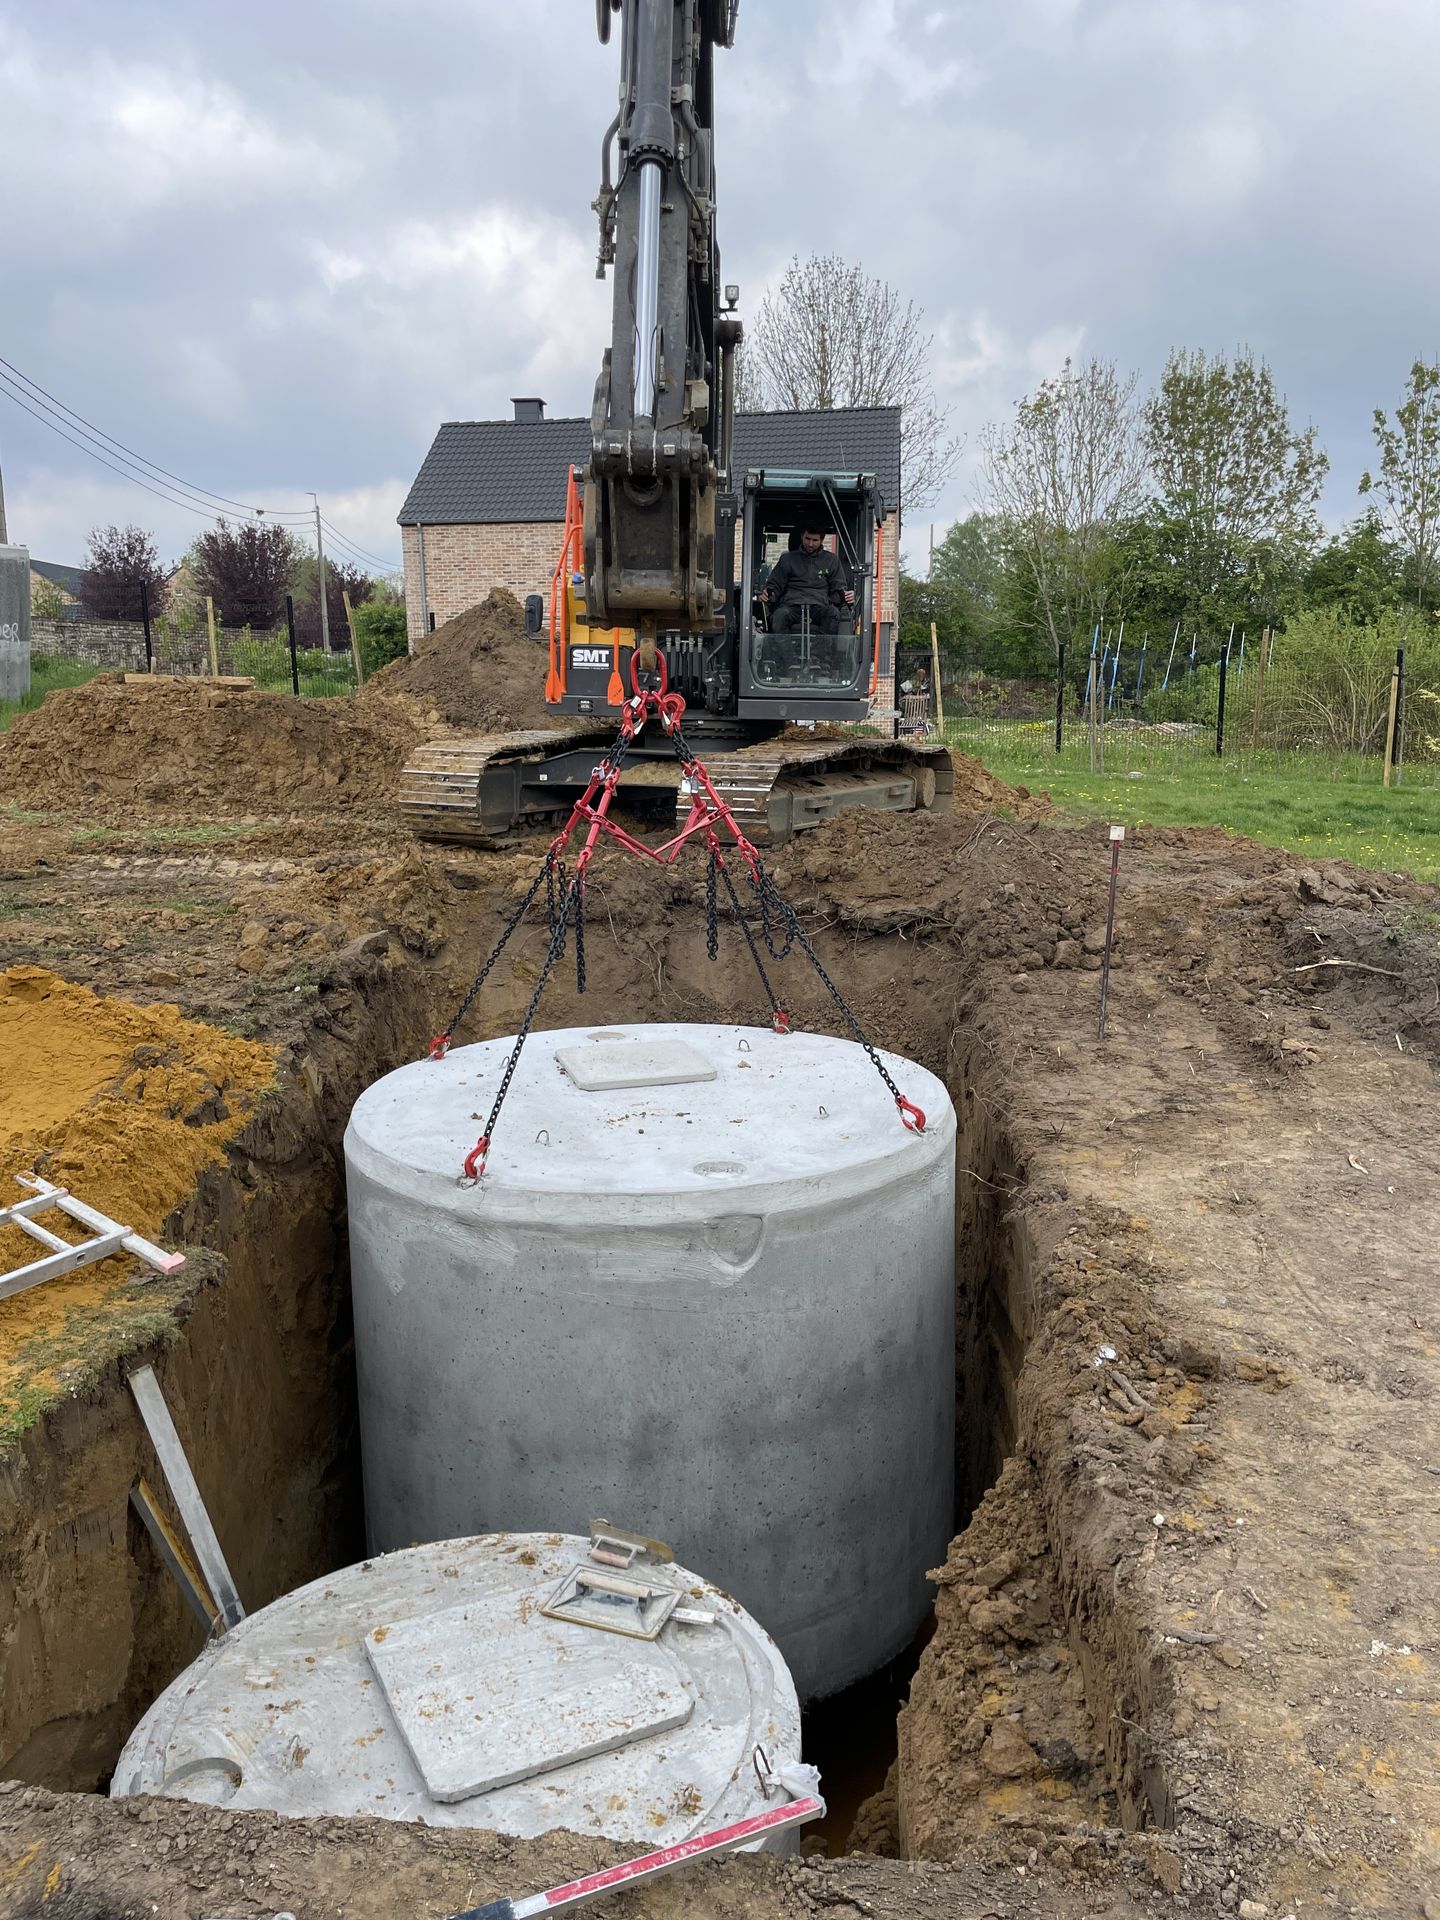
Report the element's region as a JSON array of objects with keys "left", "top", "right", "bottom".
[{"left": 427, "top": 653, "right": 927, "bottom": 1184}]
